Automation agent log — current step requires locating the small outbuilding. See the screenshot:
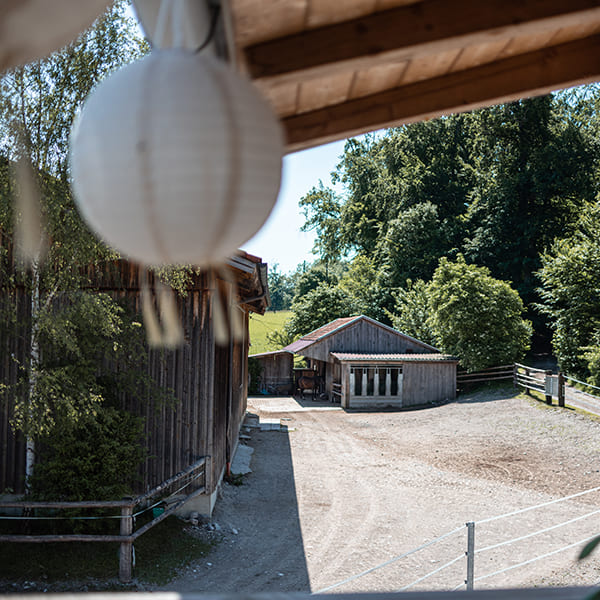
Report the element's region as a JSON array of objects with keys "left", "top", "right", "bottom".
[
  {"left": 248, "top": 349, "right": 294, "bottom": 395},
  {"left": 284, "top": 316, "right": 458, "bottom": 408}
]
